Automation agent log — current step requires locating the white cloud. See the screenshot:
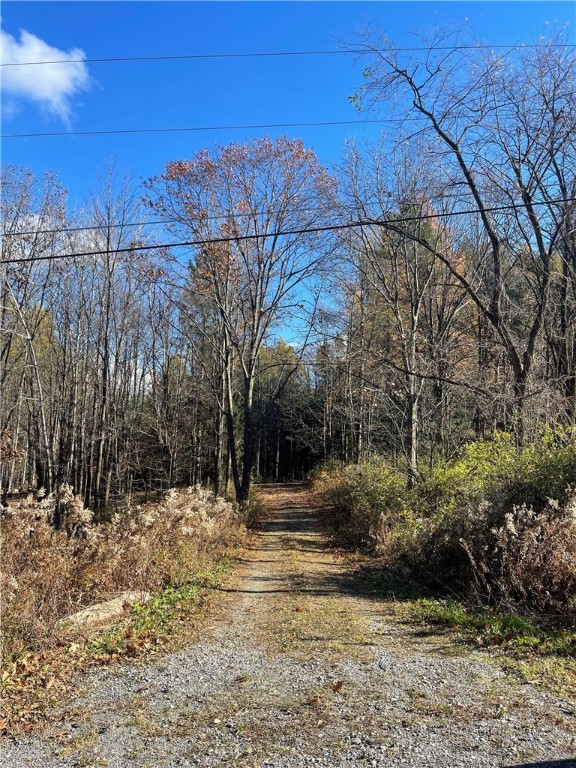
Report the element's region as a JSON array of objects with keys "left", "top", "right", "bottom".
[{"left": 1, "top": 28, "right": 91, "bottom": 124}]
